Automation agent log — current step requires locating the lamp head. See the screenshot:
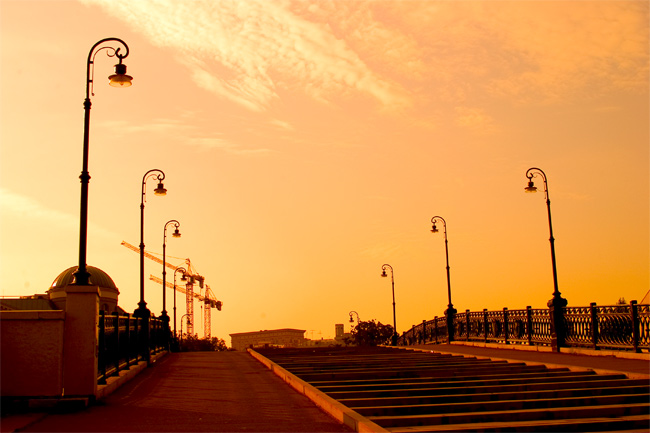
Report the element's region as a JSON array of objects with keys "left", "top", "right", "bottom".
[
  {"left": 172, "top": 228, "right": 181, "bottom": 238},
  {"left": 381, "top": 270, "right": 387, "bottom": 278},
  {"left": 180, "top": 273, "right": 187, "bottom": 282},
  {"left": 524, "top": 180, "right": 537, "bottom": 193},
  {"left": 431, "top": 223, "right": 439, "bottom": 233},
  {"left": 108, "top": 61, "right": 133, "bottom": 88},
  {"left": 154, "top": 182, "right": 167, "bottom": 196},
  {"left": 349, "top": 315, "right": 354, "bottom": 323}
]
